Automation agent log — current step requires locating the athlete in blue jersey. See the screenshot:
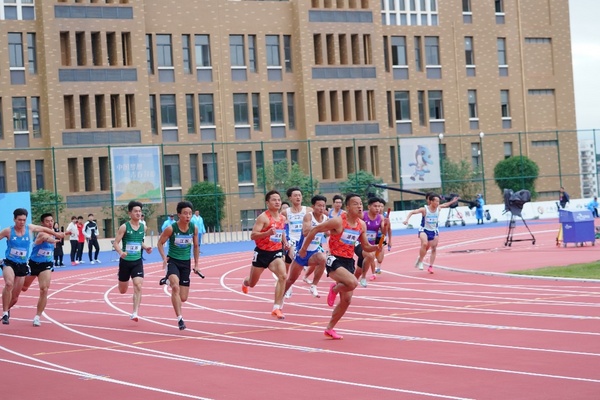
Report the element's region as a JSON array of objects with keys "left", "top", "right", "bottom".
[
  {"left": 403, "top": 194, "right": 458, "bottom": 274},
  {"left": 0, "top": 208, "right": 64, "bottom": 325}
]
